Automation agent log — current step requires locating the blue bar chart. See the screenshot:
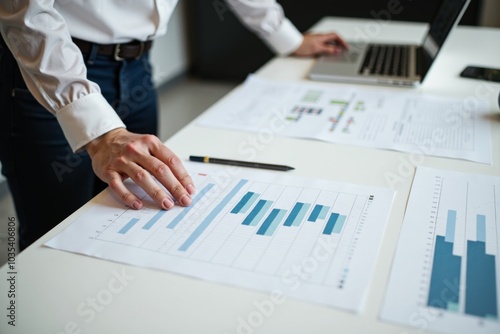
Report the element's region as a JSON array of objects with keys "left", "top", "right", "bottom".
[
  {"left": 118, "top": 218, "right": 139, "bottom": 234},
  {"left": 256, "top": 209, "right": 287, "bottom": 236},
  {"left": 323, "top": 213, "right": 347, "bottom": 235},
  {"left": 427, "top": 210, "right": 461, "bottom": 311},
  {"left": 382, "top": 167, "right": 500, "bottom": 334},
  {"left": 87, "top": 172, "right": 371, "bottom": 258},
  {"left": 427, "top": 212, "right": 498, "bottom": 319},
  {"left": 465, "top": 214, "right": 498, "bottom": 319},
  {"left": 178, "top": 179, "right": 248, "bottom": 251},
  {"left": 142, "top": 211, "right": 167, "bottom": 230},
  {"left": 231, "top": 191, "right": 259, "bottom": 214},
  {"left": 283, "top": 202, "right": 310, "bottom": 227},
  {"left": 46, "top": 162, "right": 395, "bottom": 313},
  {"left": 241, "top": 199, "right": 273, "bottom": 227},
  {"left": 308, "top": 204, "right": 325, "bottom": 222}
]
